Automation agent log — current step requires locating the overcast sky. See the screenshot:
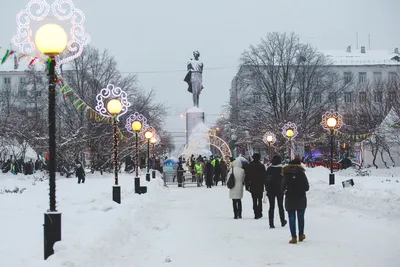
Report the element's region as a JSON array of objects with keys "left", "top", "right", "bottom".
[{"left": 1, "top": 0, "right": 399, "bottom": 147}]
